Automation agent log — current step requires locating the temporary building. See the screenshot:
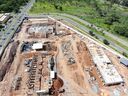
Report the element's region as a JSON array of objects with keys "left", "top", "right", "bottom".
[
  {"left": 32, "top": 43, "right": 43, "bottom": 50},
  {"left": 120, "top": 58, "right": 128, "bottom": 67}
]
